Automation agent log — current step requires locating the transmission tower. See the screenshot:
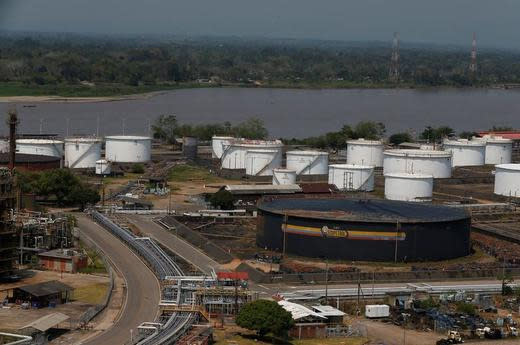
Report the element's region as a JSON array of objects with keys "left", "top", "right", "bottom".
[
  {"left": 389, "top": 32, "right": 400, "bottom": 82},
  {"left": 469, "top": 32, "right": 477, "bottom": 75}
]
